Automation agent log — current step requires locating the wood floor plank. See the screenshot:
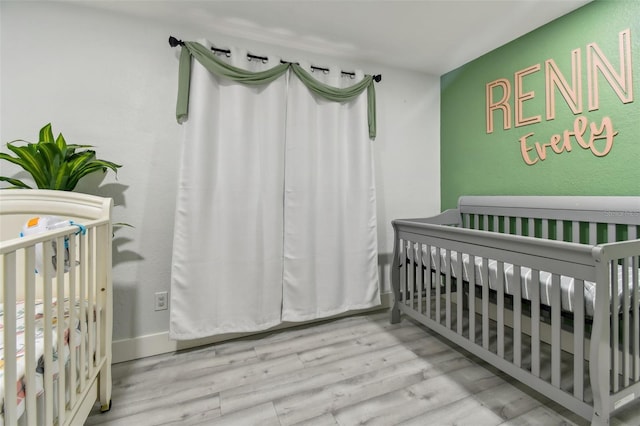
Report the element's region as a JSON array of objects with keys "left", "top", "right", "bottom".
[
  {"left": 215, "top": 312, "right": 390, "bottom": 358},
  {"left": 398, "top": 395, "right": 504, "bottom": 426},
  {"left": 291, "top": 413, "right": 339, "bottom": 426},
  {"left": 296, "top": 324, "right": 427, "bottom": 367},
  {"left": 111, "top": 346, "right": 259, "bottom": 389},
  {"left": 194, "top": 402, "right": 280, "bottom": 426},
  {"left": 85, "top": 383, "right": 221, "bottom": 424},
  {"left": 500, "top": 405, "right": 585, "bottom": 426},
  {"left": 87, "top": 312, "right": 639, "bottom": 425},
  {"left": 220, "top": 343, "right": 420, "bottom": 414},
  {"left": 472, "top": 380, "right": 543, "bottom": 422},
  {"left": 114, "top": 353, "right": 304, "bottom": 407},
  {"left": 252, "top": 316, "right": 403, "bottom": 360},
  {"left": 274, "top": 359, "right": 429, "bottom": 424},
  {"left": 86, "top": 390, "right": 221, "bottom": 426},
  {"left": 332, "top": 371, "right": 475, "bottom": 424}
]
